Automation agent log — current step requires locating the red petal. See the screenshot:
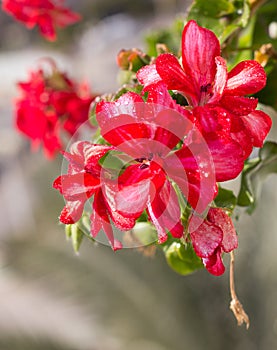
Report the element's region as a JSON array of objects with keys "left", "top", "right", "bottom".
[
  {"left": 165, "top": 143, "right": 217, "bottom": 212},
  {"left": 96, "top": 92, "right": 144, "bottom": 128},
  {"left": 220, "top": 96, "right": 258, "bottom": 116},
  {"left": 83, "top": 143, "right": 114, "bottom": 176},
  {"left": 225, "top": 60, "right": 267, "bottom": 96},
  {"left": 103, "top": 165, "right": 152, "bottom": 219},
  {"left": 209, "top": 56, "right": 228, "bottom": 104},
  {"left": 193, "top": 106, "right": 231, "bottom": 134},
  {"left": 202, "top": 248, "right": 225, "bottom": 276},
  {"left": 59, "top": 200, "right": 84, "bottom": 224},
  {"left": 136, "top": 64, "right": 162, "bottom": 89},
  {"left": 115, "top": 179, "right": 151, "bottom": 218},
  {"left": 91, "top": 190, "right": 123, "bottom": 251},
  {"left": 230, "top": 128, "right": 253, "bottom": 159},
  {"left": 37, "top": 14, "right": 56, "bottom": 41},
  {"left": 240, "top": 110, "right": 272, "bottom": 147},
  {"left": 190, "top": 220, "right": 223, "bottom": 258},
  {"left": 207, "top": 208, "right": 238, "bottom": 252},
  {"left": 54, "top": 173, "right": 99, "bottom": 200},
  {"left": 147, "top": 180, "right": 183, "bottom": 240},
  {"left": 182, "top": 20, "right": 220, "bottom": 98},
  {"left": 206, "top": 136, "right": 244, "bottom": 182},
  {"left": 156, "top": 53, "right": 195, "bottom": 99}
]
